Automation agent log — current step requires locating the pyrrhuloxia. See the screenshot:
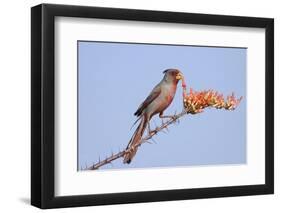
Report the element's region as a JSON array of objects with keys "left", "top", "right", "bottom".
[{"left": 123, "top": 69, "right": 183, "bottom": 164}]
